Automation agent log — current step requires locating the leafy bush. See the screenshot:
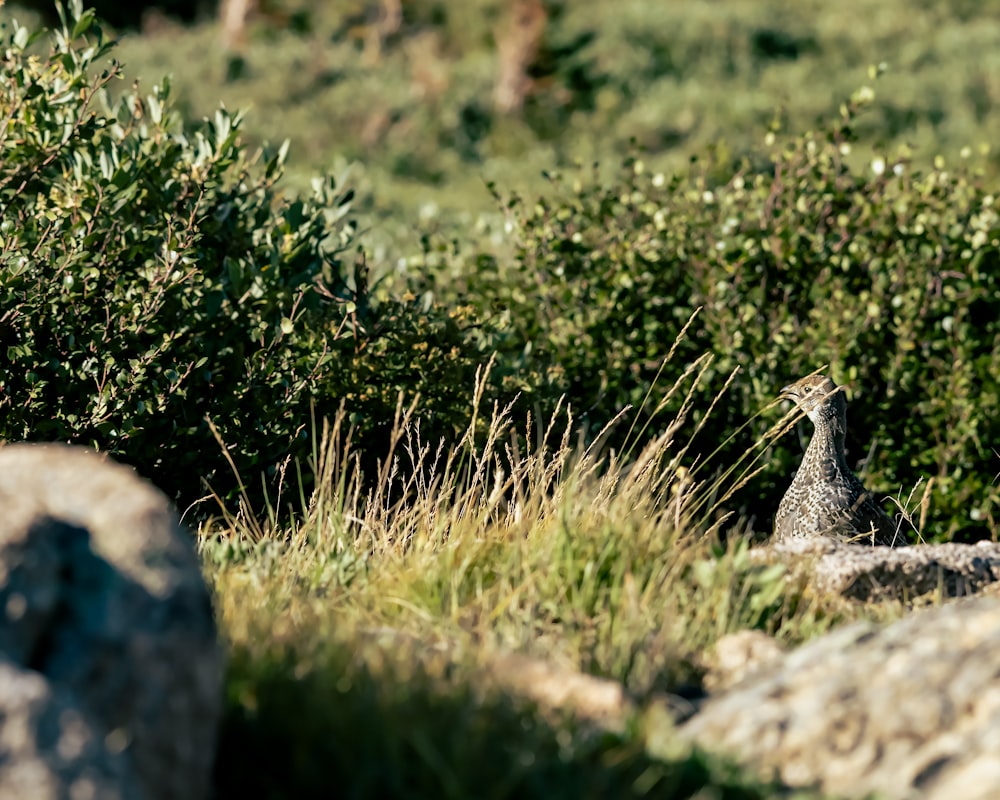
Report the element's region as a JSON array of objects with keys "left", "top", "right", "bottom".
[
  {"left": 0, "top": 2, "right": 488, "bottom": 509},
  {"left": 446, "top": 86, "right": 1000, "bottom": 541}
]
